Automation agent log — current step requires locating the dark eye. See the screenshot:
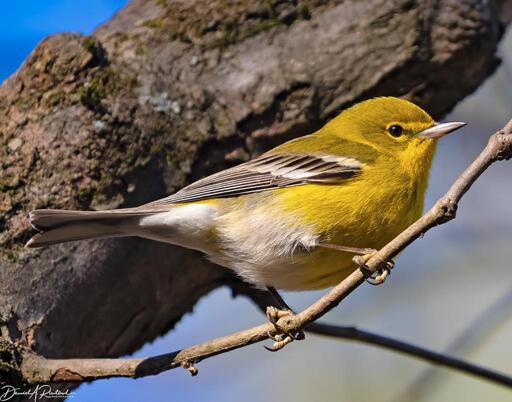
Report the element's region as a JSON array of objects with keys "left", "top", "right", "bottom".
[{"left": 388, "top": 124, "right": 404, "bottom": 137}]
